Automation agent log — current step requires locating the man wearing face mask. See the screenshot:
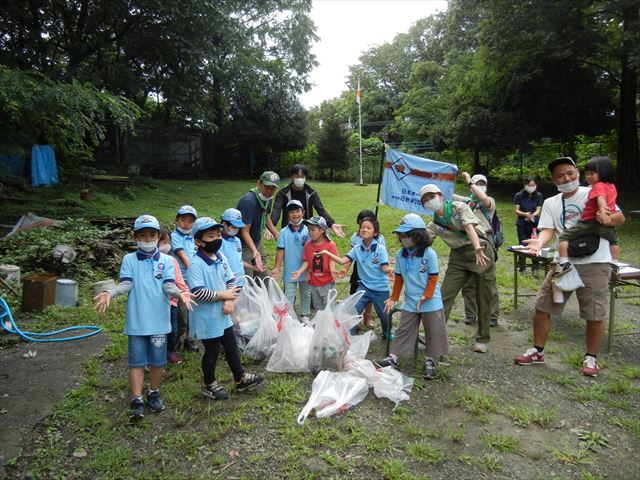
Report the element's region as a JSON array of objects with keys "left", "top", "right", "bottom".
[
  {"left": 420, "top": 183, "right": 494, "bottom": 353},
  {"left": 514, "top": 157, "right": 625, "bottom": 377},
  {"left": 453, "top": 173, "right": 500, "bottom": 328},
  {"left": 236, "top": 171, "right": 281, "bottom": 280},
  {"left": 270, "top": 164, "right": 346, "bottom": 238}
]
